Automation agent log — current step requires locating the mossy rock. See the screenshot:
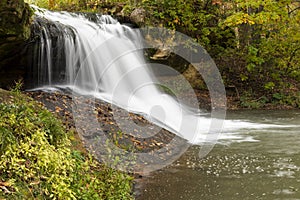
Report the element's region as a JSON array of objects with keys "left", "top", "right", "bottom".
[
  {"left": 0, "top": 0, "right": 32, "bottom": 40},
  {"left": 0, "top": 0, "right": 32, "bottom": 88}
]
